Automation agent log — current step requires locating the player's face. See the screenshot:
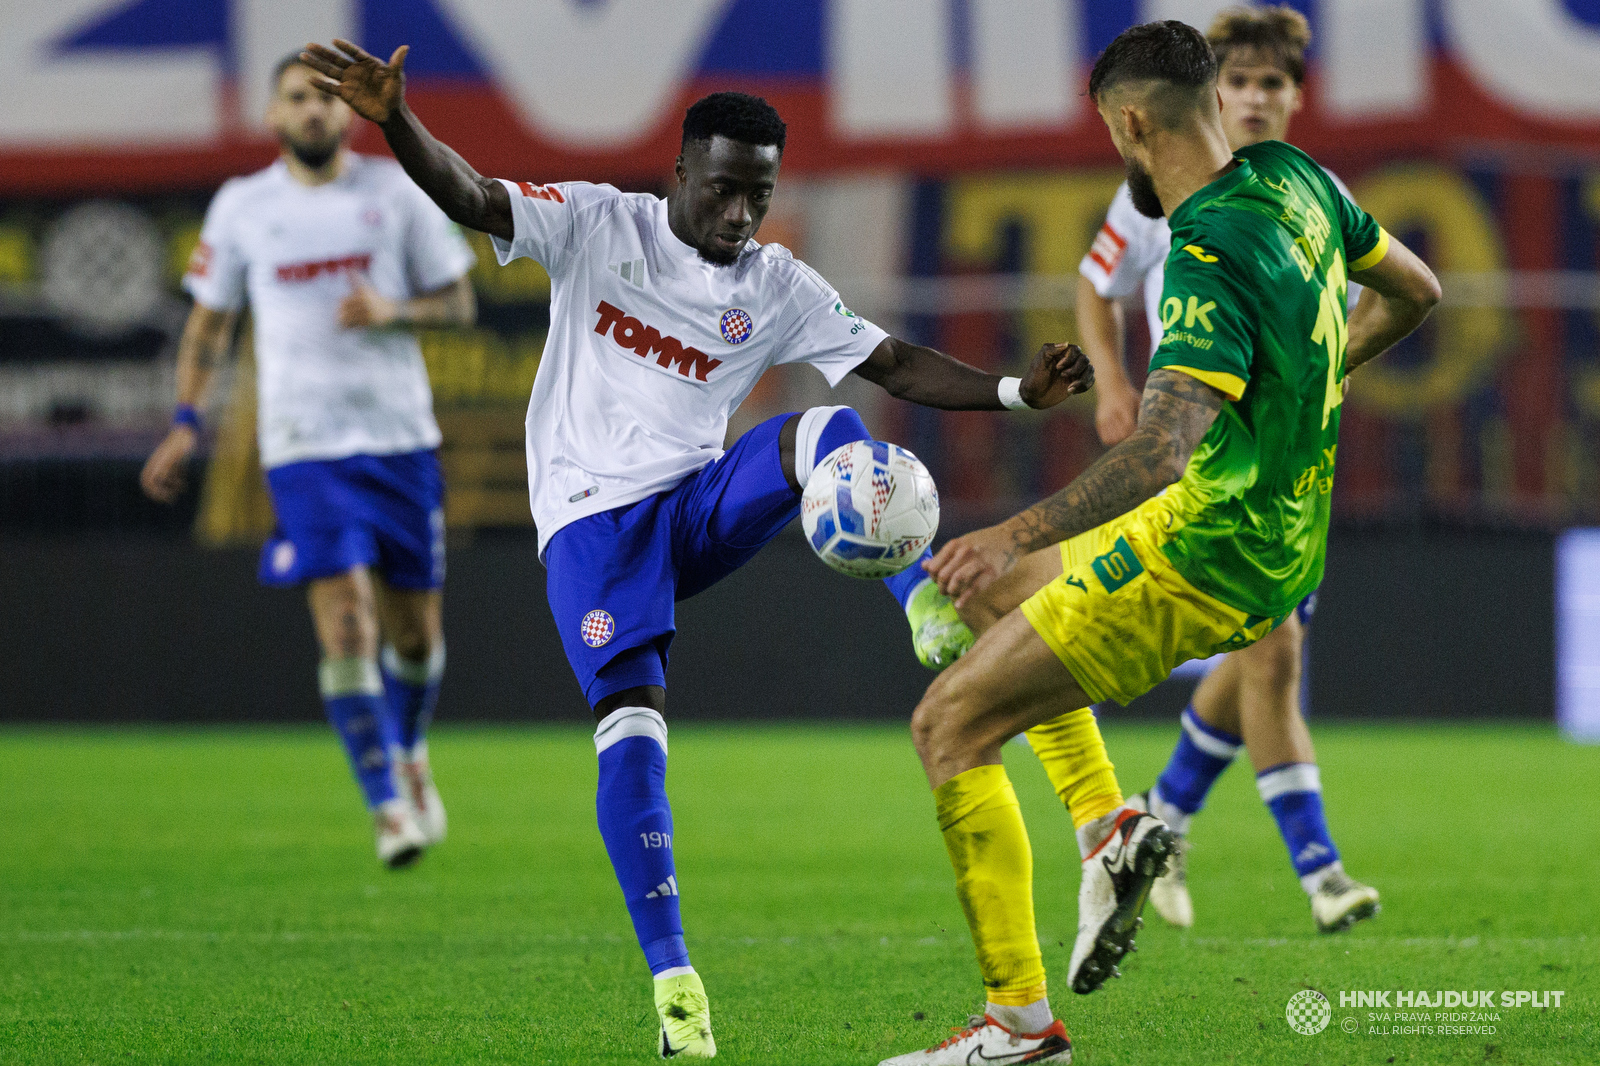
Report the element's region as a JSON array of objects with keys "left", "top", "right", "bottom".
[
  {"left": 1096, "top": 98, "right": 1165, "bottom": 219},
  {"left": 269, "top": 63, "right": 352, "bottom": 167},
  {"left": 673, "top": 136, "right": 781, "bottom": 266},
  {"left": 1217, "top": 49, "right": 1302, "bottom": 148}
]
